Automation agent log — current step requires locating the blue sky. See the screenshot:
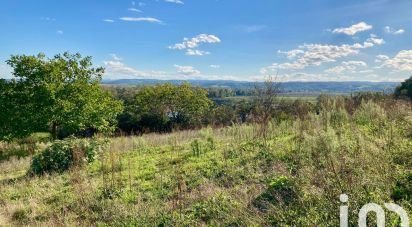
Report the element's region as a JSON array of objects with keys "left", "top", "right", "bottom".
[{"left": 1, "top": 0, "right": 412, "bottom": 81}]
